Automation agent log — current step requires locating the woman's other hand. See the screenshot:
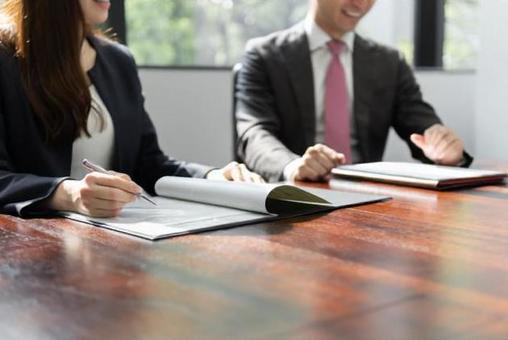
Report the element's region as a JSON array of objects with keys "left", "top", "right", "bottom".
[{"left": 206, "top": 162, "right": 265, "bottom": 183}]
